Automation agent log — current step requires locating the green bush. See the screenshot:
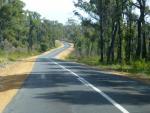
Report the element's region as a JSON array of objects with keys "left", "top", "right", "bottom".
[
  {"left": 132, "top": 60, "right": 148, "bottom": 72},
  {"left": 40, "top": 43, "right": 48, "bottom": 52}
]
